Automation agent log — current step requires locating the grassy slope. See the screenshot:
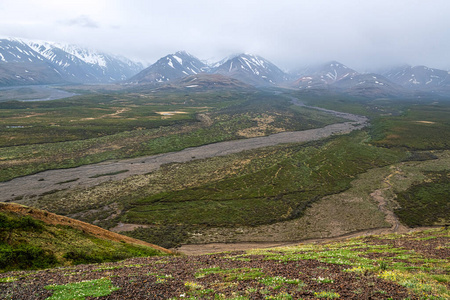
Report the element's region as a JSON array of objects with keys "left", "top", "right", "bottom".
[
  {"left": 0, "top": 203, "right": 171, "bottom": 272},
  {"left": 371, "top": 104, "right": 450, "bottom": 150},
  {"left": 0, "top": 227, "right": 448, "bottom": 299}
]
